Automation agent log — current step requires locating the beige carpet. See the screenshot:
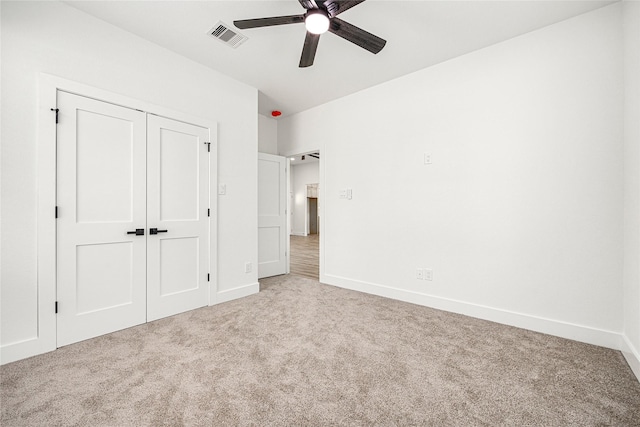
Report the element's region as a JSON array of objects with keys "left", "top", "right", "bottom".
[{"left": 1, "top": 274, "right": 639, "bottom": 426}]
